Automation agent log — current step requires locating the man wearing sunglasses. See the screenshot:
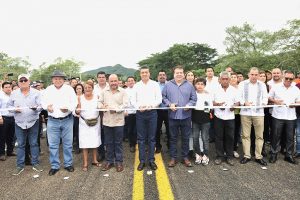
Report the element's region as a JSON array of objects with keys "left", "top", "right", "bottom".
[
  {"left": 7, "top": 74, "right": 43, "bottom": 175},
  {"left": 268, "top": 70, "right": 300, "bottom": 164}
]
